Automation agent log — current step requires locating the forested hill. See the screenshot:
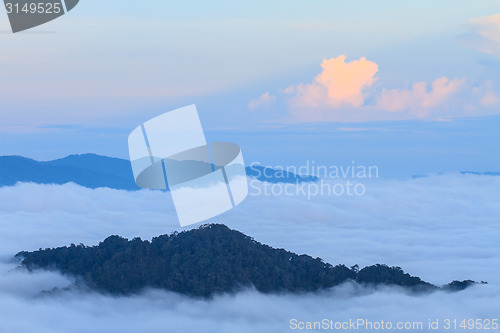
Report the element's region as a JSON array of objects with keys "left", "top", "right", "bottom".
[{"left": 16, "top": 224, "right": 481, "bottom": 297}]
